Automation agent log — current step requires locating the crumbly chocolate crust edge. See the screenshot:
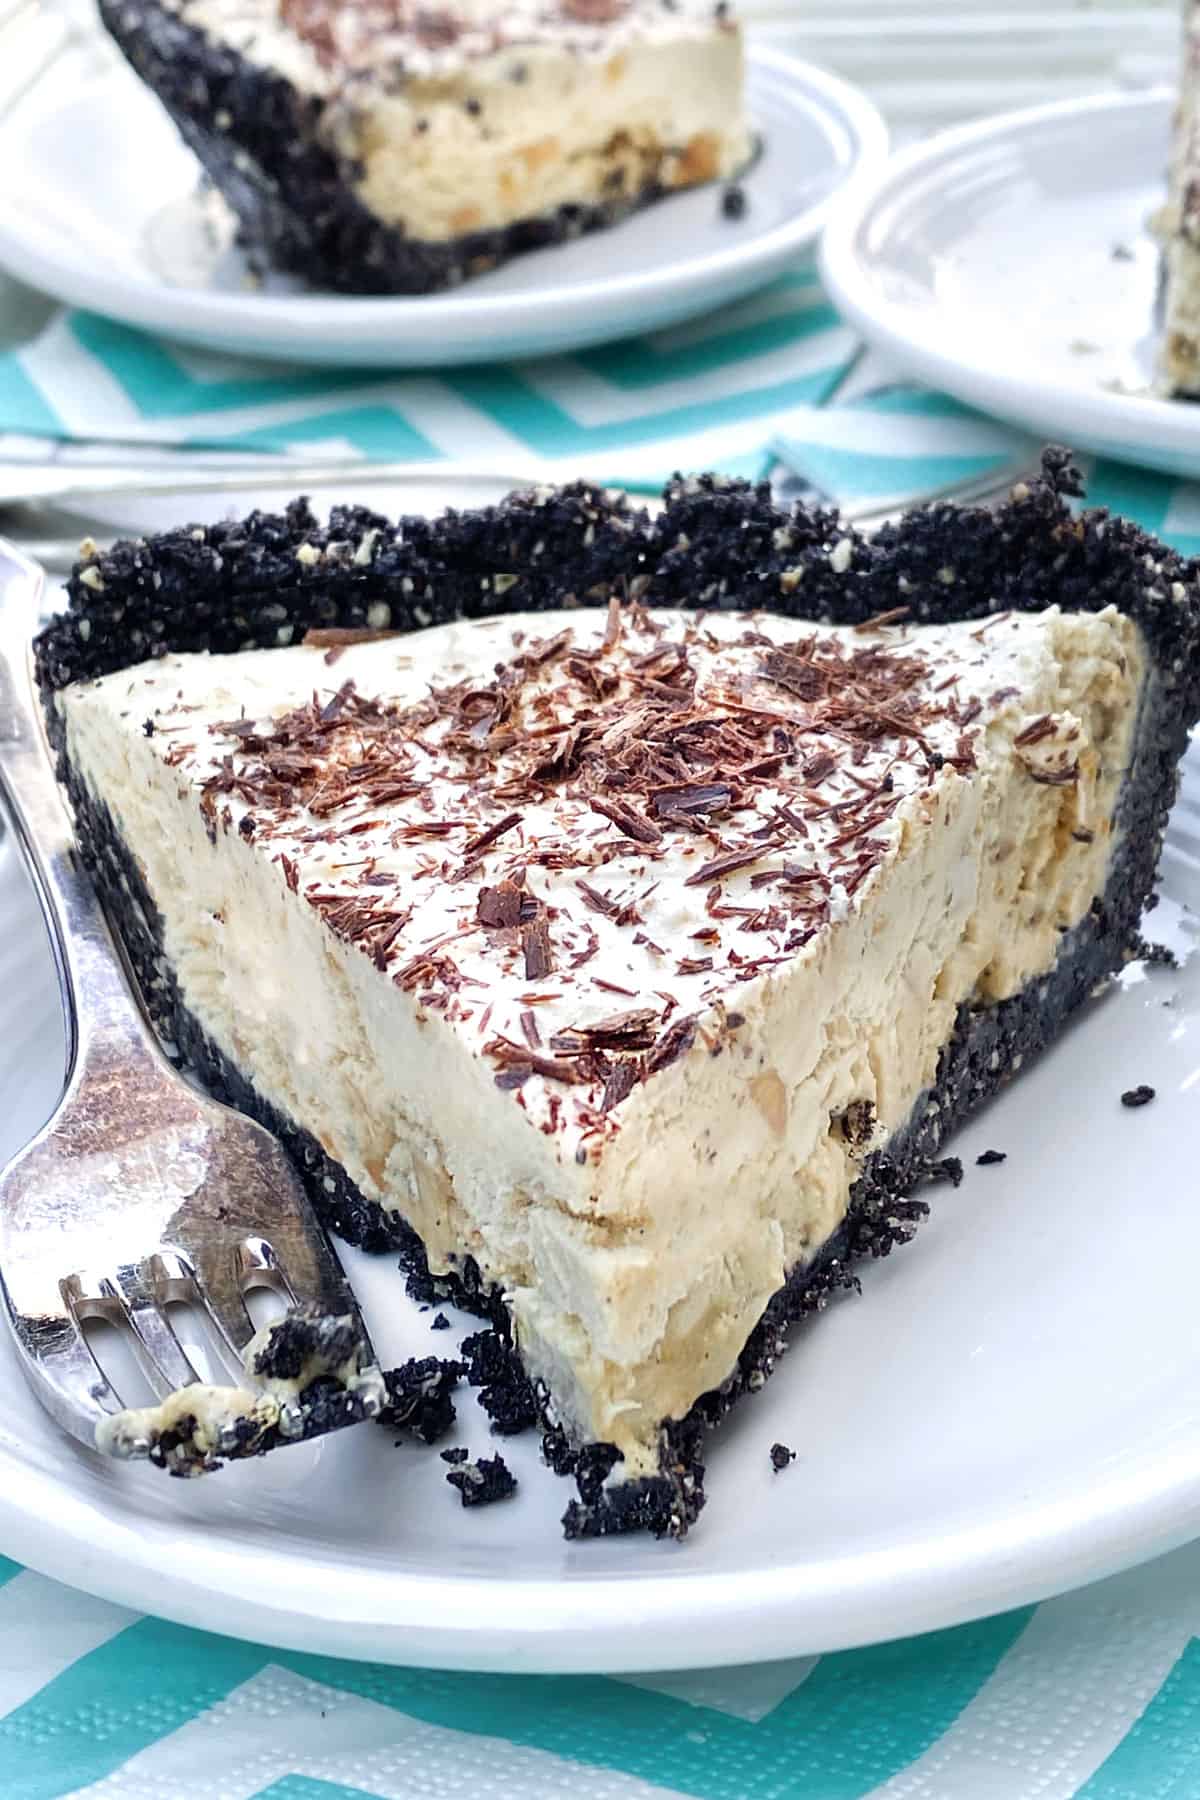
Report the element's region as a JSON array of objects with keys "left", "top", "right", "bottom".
[
  {"left": 98, "top": 0, "right": 690, "bottom": 294},
  {"left": 37, "top": 450, "right": 1200, "bottom": 1535}
]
